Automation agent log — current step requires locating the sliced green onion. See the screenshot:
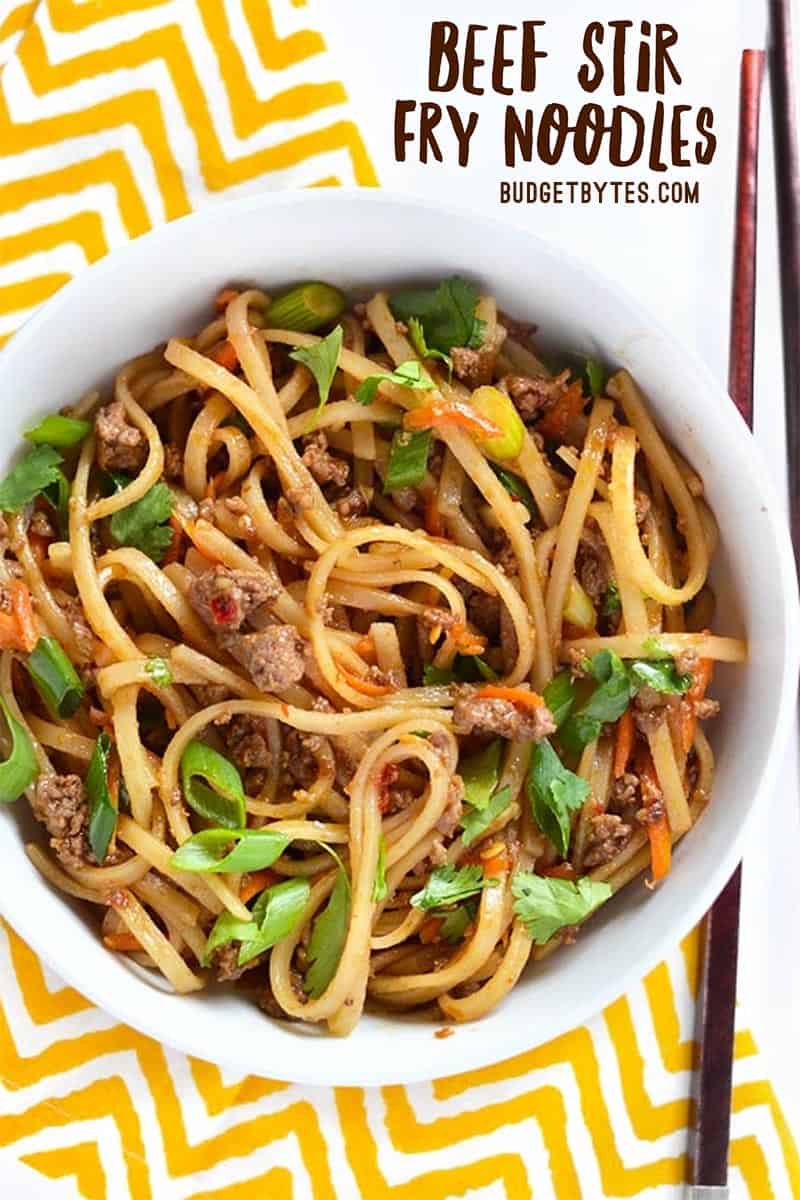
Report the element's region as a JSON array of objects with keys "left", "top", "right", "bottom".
[
  {"left": 422, "top": 655, "right": 496, "bottom": 687},
  {"left": 202, "top": 912, "right": 256, "bottom": 966},
  {"left": 470, "top": 386, "right": 525, "bottom": 460},
  {"left": 239, "top": 877, "right": 310, "bottom": 965},
  {"left": 542, "top": 670, "right": 576, "bottom": 728},
  {"left": 170, "top": 827, "right": 290, "bottom": 873},
  {"left": 202, "top": 876, "right": 310, "bottom": 967},
  {"left": 563, "top": 577, "right": 596, "bottom": 631},
  {"left": 384, "top": 429, "right": 431, "bottom": 493},
  {"left": 372, "top": 835, "right": 388, "bottom": 902},
  {"left": 584, "top": 358, "right": 606, "bottom": 398},
  {"left": 264, "top": 282, "right": 346, "bottom": 332},
  {"left": 26, "top": 636, "right": 84, "bottom": 718},
  {"left": 43, "top": 469, "right": 70, "bottom": 538},
  {"left": 24, "top": 414, "right": 92, "bottom": 448},
  {"left": 0, "top": 697, "right": 39, "bottom": 803},
  {"left": 304, "top": 864, "right": 350, "bottom": 998},
  {"left": 86, "top": 732, "right": 116, "bottom": 863},
  {"left": 180, "top": 740, "right": 245, "bottom": 829},
  {"left": 144, "top": 656, "right": 172, "bottom": 689},
  {"left": 490, "top": 464, "right": 536, "bottom": 515},
  {"left": 459, "top": 739, "right": 502, "bottom": 810}
]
